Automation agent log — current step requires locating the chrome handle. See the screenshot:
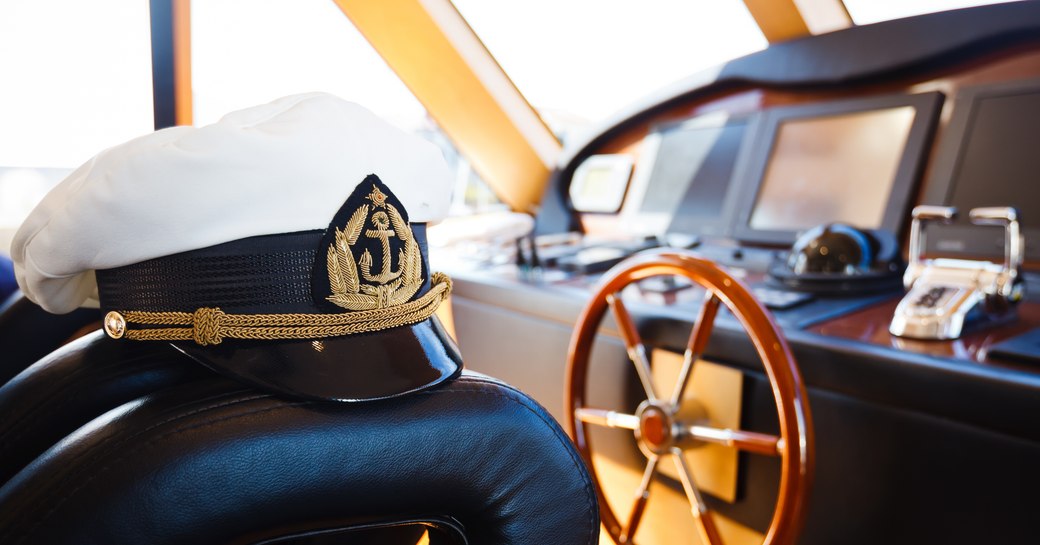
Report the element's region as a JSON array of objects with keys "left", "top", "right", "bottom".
[
  {"left": 969, "top": 206, "right": 1018, "bottom": 224},
  {"left": 969, "top": 206, "right": 1023, "bottom": 286},
  {"left": 913, "top": 205, "right": 957, "bottom": 221},
  {"left": 906, "top": 205, "right": 957, "bottom": 288}
]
